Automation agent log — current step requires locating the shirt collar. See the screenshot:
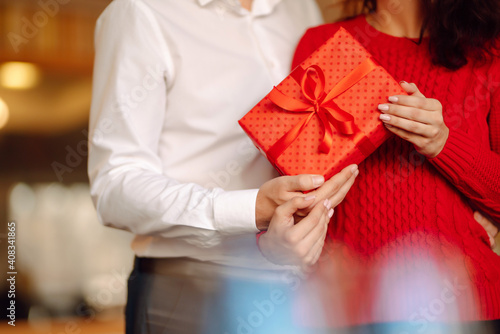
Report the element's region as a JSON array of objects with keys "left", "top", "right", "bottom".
[
  {"left": 197, "top": 0, "right": 283, "bottom": 16},
  {"left": 253, "top": 0, "right": 282, "bottom": 16}
]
